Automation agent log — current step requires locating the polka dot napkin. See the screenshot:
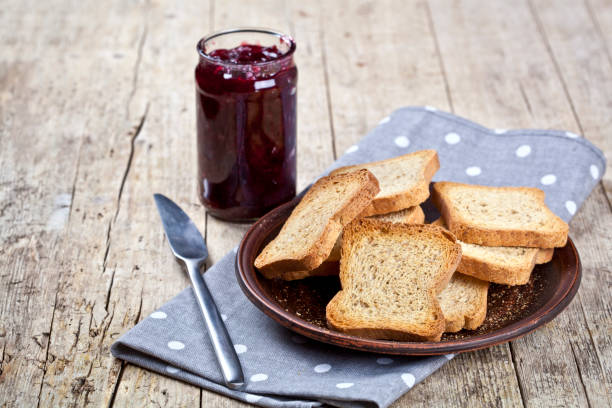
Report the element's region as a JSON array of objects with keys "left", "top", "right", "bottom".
[{"left": 111, "top": 107, "right": 606, "bottom": 408}]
